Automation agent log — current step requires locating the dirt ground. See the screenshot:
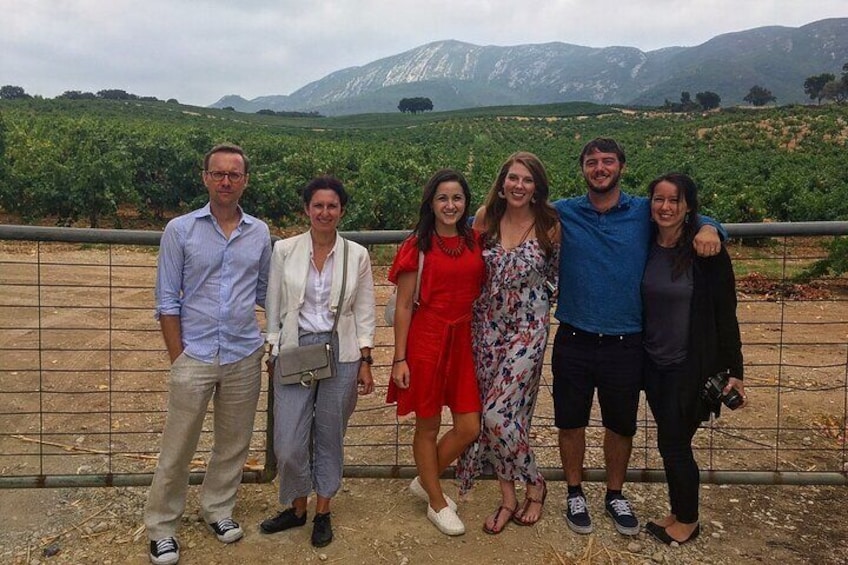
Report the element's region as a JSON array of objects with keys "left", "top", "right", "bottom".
[
  {"left": 1, "top": 241, "right": 847, "bottom": 564},
  {"left": 1, "top": 478, "right": 847, "bottom": 564}
]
